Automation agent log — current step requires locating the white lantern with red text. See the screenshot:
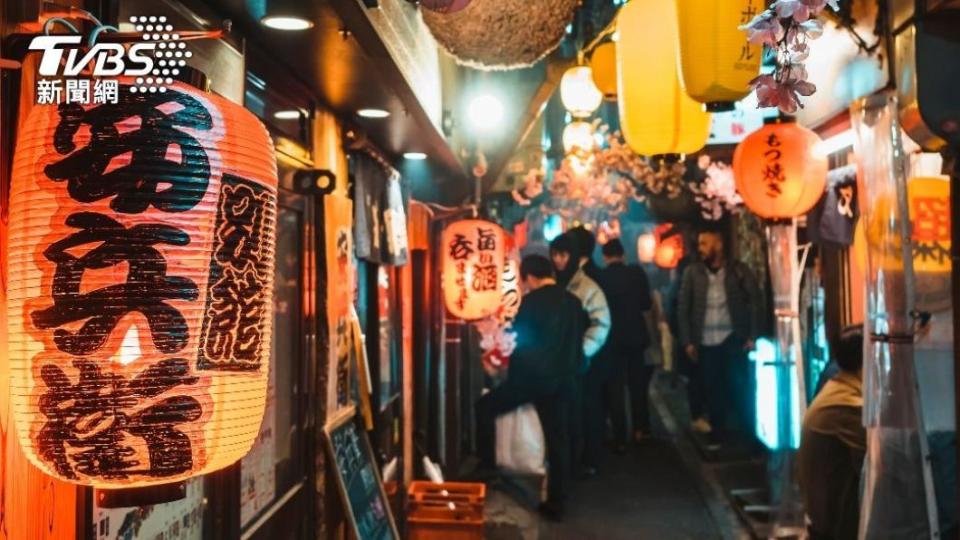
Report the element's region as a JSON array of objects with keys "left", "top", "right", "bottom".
[{"left": 442, "top": 220, "right": 506, "bottom": 320}]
